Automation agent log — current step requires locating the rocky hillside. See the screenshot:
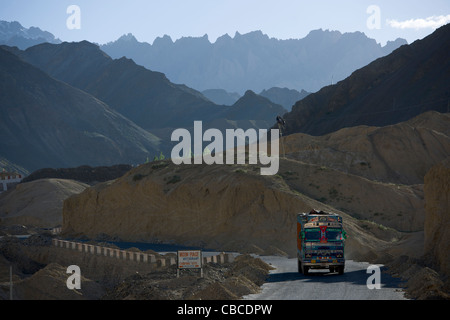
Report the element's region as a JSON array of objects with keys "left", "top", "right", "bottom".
[
  {"left": 277, "top": 159, "right": 424, "bottom": 233},
  {"left": 62, "top": 161, "right": 319, "bottom": 256},
  {"left": 224, "top": 90, "right": 286, "bottom": 121},
  {"left": 0, "top": 179, "right": 88, "bottom": 228},
  {"left": 61, "top": 111, "right": 450, "bottom": 265},
  {"left": 280, "top": 24, "right": 450, "bottom": 136},
  {"left": 0, "top": 47, "right": 162, "bottom": 172},
  {"left": 0, "top": 20, "right": 60, "bottom": 50},
  {"left": 17, "top": 41, "right": 223, "bottom": 130},
  {"left": 9, "top": 41, "right": 288, "bottom": 144},
  {"left": 282, "top": 111, "right": 450, "bottom": 185},
  {"left": 260, "top": 87, "right": 310, "bottom": 111},
  {"left": 202, "top": 89, "right": 241, "bottom": 106},
  {"left": 101, "top": 29, "right": 406, "bottom": 94},
  {"left": 424, "top": 158, "right": 450, "bottom": 276},
  {"left": 380, "top": 158, "right": 450, "bottom": 300},
  {"left": 62, "top": 158, "right": 415, "bottom": 262}
]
